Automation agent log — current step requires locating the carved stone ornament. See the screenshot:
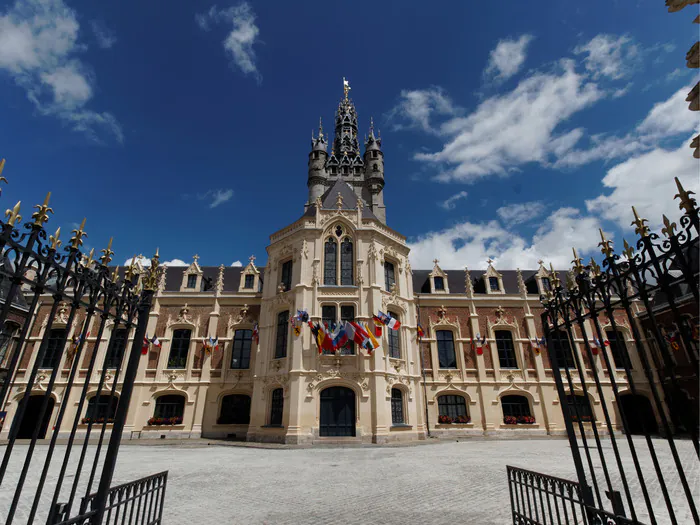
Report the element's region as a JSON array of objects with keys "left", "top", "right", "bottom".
[
  {"left": 367, "top": 243, "right": 378, "bottom": 261},
  {"left": 215, "top": 265, "right": 225, "bottom": 294},
  {"left": 312, "top": 260, "right": 320, "bottom": 285},
  {"left": 167, "top": 304, "right": 196, "bottom": 328},
  {"left": 464, "top": 267, "right": 474, "bottom": 298},
  {"left": 301, "top": 239, "right": 309, "bottom": 260},
  {"left": 268, "top": 290, "right": 294, "bottom": 308},
  {"left": 429, "top": 306, "right": 460, "bottom": 334},
  {"left": 158, "top": 268, "right": 168, "bottom": 293},
  {"left": 382, "top": 286, "right": 408, "bottom": 314},
  {"left": 229, "top": 304, "right": 251, "bottom": 327}
]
